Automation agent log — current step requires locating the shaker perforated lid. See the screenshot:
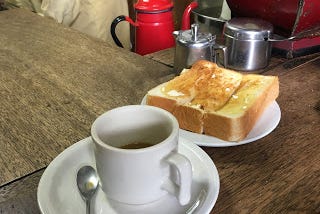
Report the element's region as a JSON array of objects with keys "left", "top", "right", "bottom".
[
  {"left": 175, "top": 24, "right": 215, "bottom": 47},
  {"left": 224, "top": 18, "right": 273, "bottom": 40}
]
